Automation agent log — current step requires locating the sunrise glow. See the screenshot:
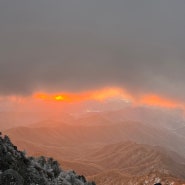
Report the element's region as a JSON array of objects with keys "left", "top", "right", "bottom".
[
  {"left": 55, "top": 96, "right": 64, "bottom": 101},
  {"left": 1, "top": 87, "right": 184, "bottom": 112},
  {"left": 29, "top": 87, "right": 185, "bottom": 110},
  {"left": 33, "top": 87, "right": 132, "bottom": 103},
  {"left": 140, "top": 94, "right": 183, "bottom": 109}
]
